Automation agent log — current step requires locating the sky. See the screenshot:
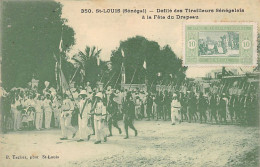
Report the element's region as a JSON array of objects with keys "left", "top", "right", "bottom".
[{"left": 58, "top": 0, "right": 259, "bottom": 78}]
